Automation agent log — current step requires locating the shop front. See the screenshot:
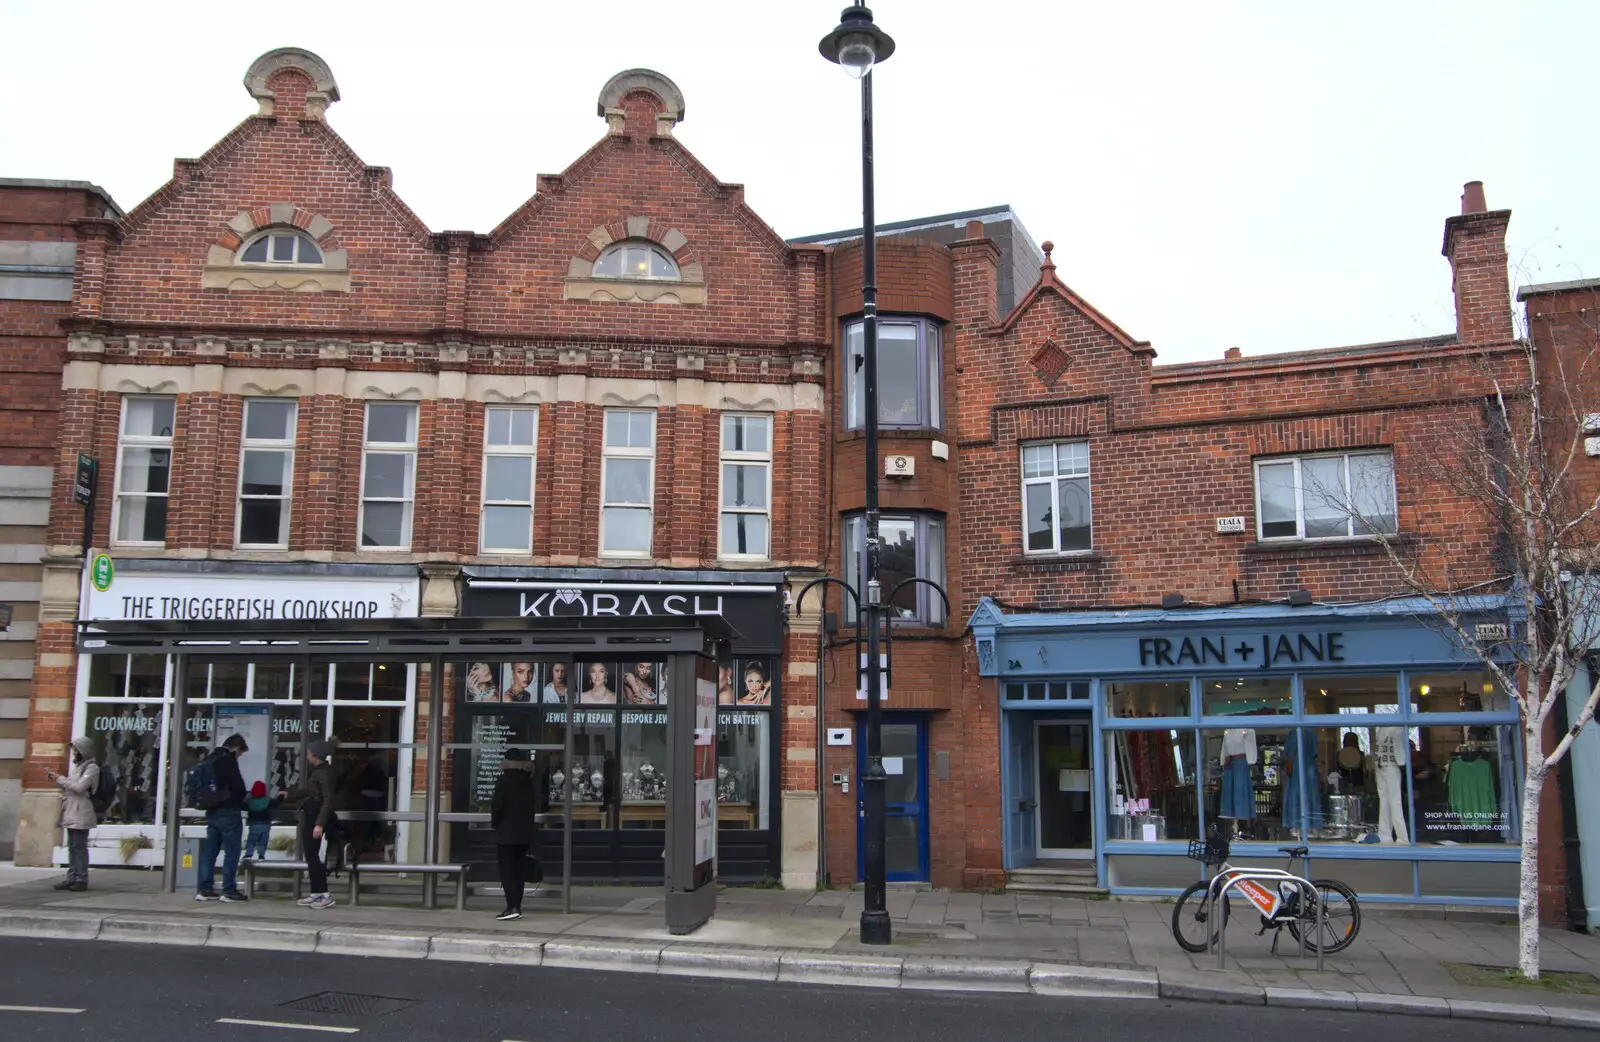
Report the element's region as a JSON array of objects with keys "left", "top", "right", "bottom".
[
  {"left": 458, "top": 568, "right": 786, "bottom": 882},
  {"left": 972, "top": 595, "right": 1524, "bottom": 906},
  {"left": 65, "top": 560, "right": 420, "bottom": 868}
]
